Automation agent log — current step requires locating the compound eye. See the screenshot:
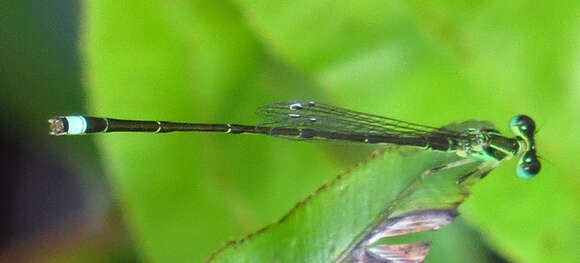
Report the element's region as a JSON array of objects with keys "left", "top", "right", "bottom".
[
  {"left": 516, "top": 151, "right": 541, "bottom": 179},
  {"left": 510, "top": 115, "right": 536, "bottom": 139}
]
